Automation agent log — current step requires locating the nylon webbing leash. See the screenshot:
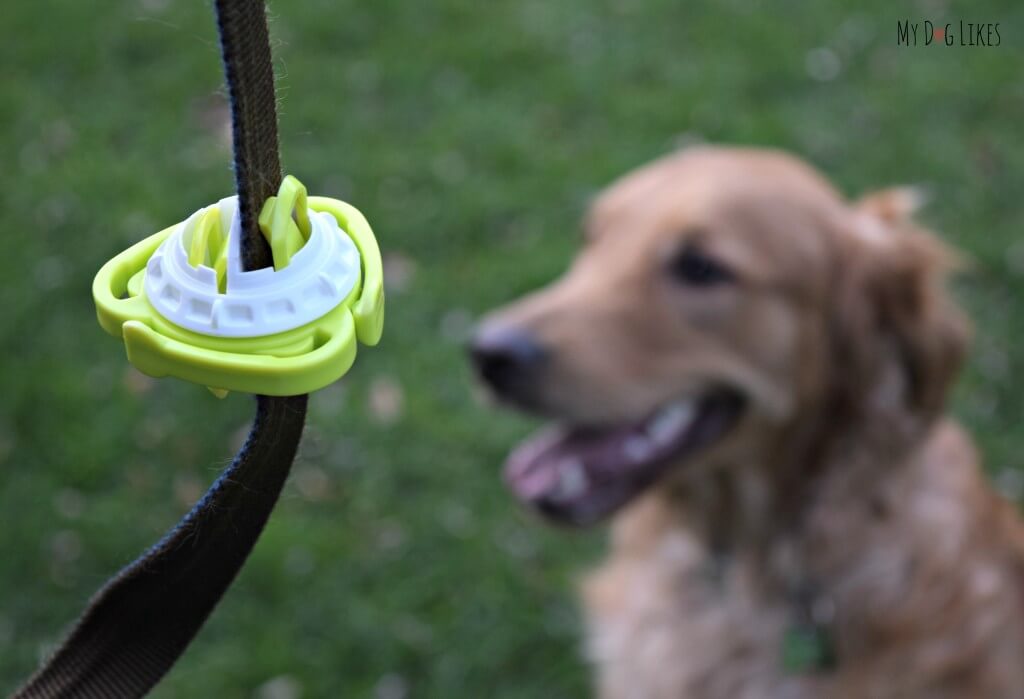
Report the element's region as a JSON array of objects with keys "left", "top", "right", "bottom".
[
  {"left": 216, "top": 0, "right": 281, "bottom": 271},
  {"left": 12, "top": 398, "right": 305, "bottom": 698},
  {"left": 9, "top": 0, "right": 386, "bottom": 695}
]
